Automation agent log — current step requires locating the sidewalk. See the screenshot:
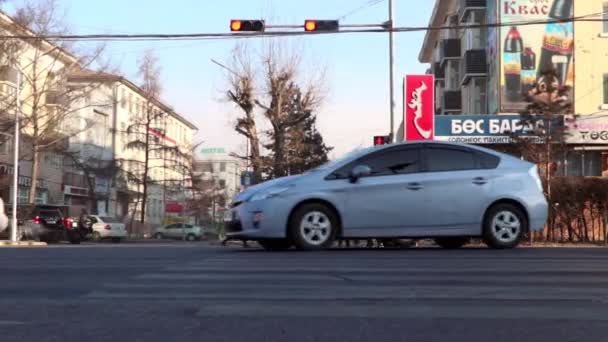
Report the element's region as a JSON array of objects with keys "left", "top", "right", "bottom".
[{"left": 0, "top": 240, "right": 47, "bottom": 247}]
